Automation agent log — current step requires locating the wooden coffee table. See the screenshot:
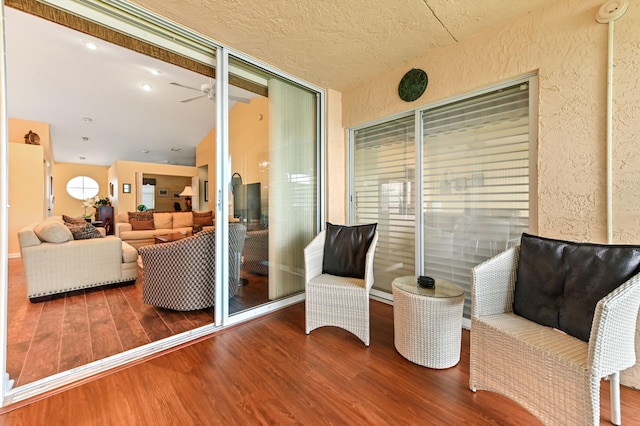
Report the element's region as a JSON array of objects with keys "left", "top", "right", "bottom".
[{"left": 154, "top": 231, "right": 192, "bottom": 244}]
